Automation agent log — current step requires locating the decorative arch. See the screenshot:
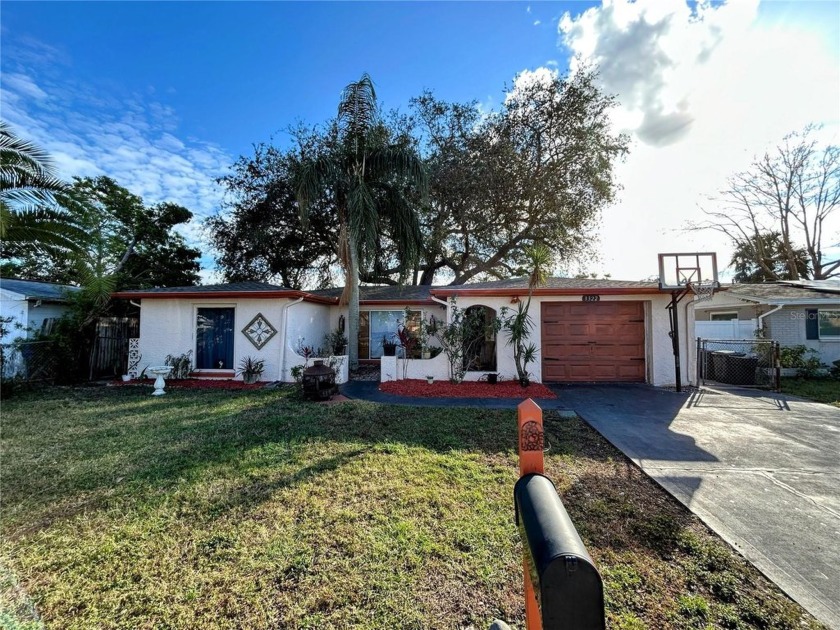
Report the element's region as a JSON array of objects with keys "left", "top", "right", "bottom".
[{"left": 463, "top": 305, "right": 497, "bottom": 372}]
